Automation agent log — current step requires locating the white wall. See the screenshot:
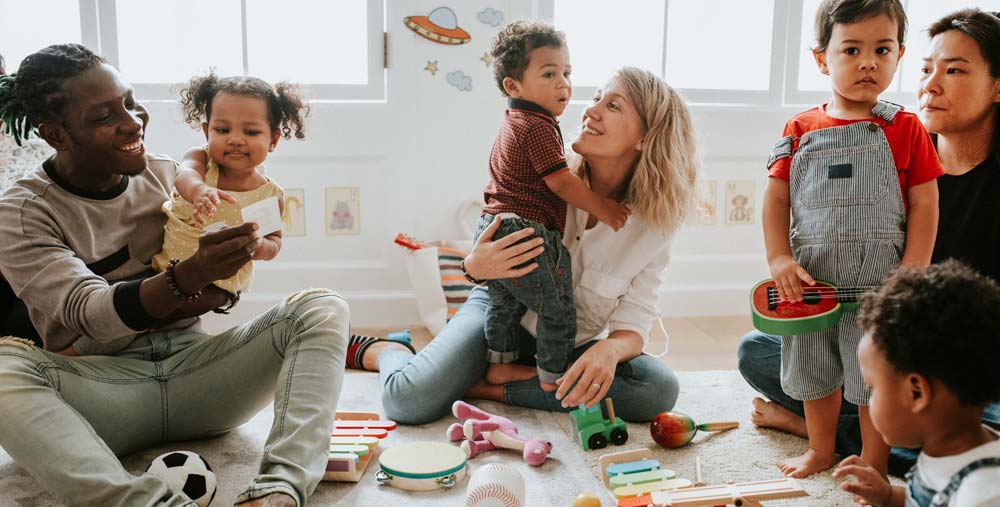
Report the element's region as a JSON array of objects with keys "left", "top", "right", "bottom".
[{"left": 139, "top": 1, "right": 806, "bottom": 332}]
